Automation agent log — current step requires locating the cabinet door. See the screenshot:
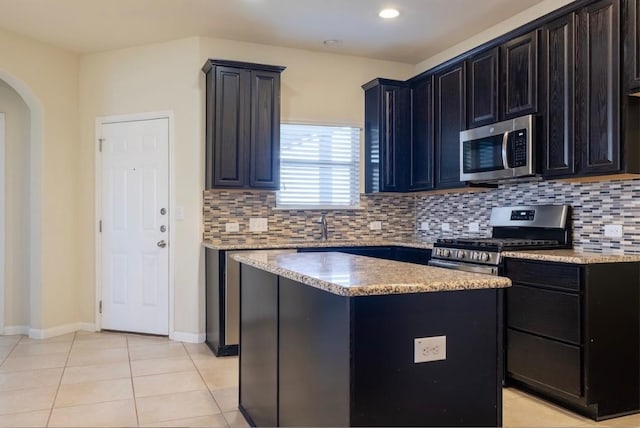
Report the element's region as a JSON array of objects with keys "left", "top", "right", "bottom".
[
  {"left": 364, "top": 84, "right": 382, "bottom": 193},
  {"left": 409, "top": 77, "right": 434, "bottom": 191},
  {"left": 363, "top": 82, "right": 408, "bottom": 193},
  {"left": 576, "top": 0, "right": 620, "bottom": 175},
  {"left": 624, "top": 0, "right": 640, "bottom": 92},
  {"left": 381, "top": 85, "right": 409, "bottom": 191},
  {"left": 250, "top": 70, "right": 281, "bottom": 189},
  {"left": 435, "top": 63, "right": 466, "bottom": 189},
  {"left": 467, "top": 48, "right": 499, "bottom": 128},
  {"left": 501, "top": 31, "right": 539, "bottom": 119},
  {"left": 213, "top": 67, "right": 250, "bottom": 187},
  {"left": 542, "top": 14, "right": 577, "bottom": 177}
]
